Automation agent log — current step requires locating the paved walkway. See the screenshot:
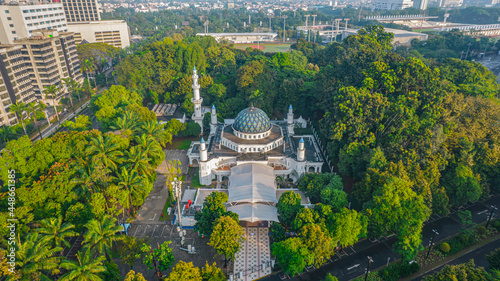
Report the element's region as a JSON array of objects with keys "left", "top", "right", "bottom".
[{"left": 234, "top": 227, "right": 272, "bottom": 281}]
